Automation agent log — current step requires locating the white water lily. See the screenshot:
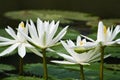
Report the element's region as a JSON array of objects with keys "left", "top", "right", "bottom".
[
  {"left": 73, "top": 36, "right": 97, "bottom": 52},
  {"left": 82, "top": 21, "right": 120, "bottom": 46},
  {"left": 19, "top": 18, "right": 68, "bottom": 49},
  {"left": 51, "top": 40, "right": 103, "bottom": 65},
  {"left": 0, "top": 22, "right": 42, "bottom": 58}
]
